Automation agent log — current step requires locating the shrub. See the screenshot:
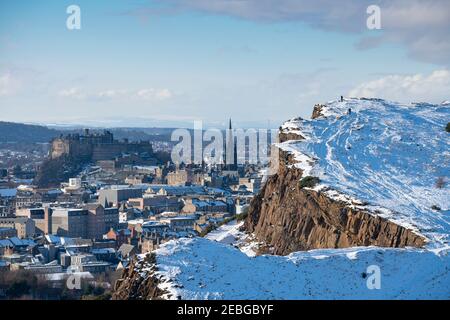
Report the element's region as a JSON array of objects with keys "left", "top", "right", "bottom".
[
  {"left": 199, "top": 216, "right": 237, "bottom": 237},
  {"left": 236, "top": 207, "right": 249, "bottom": 221},
  {"left": 299, "top": 176, "right": 320, "bottom": 188},
  {"left": 82, "top": 292, "right": 112, "bottom": 300},
  {"left": 199, "top": 224, "right": 215, "bottom": 237},
  {"left": 6, "top": 280, "right": 31, "bottom": 298},
  {"left": 435, "top": 177, "right": 446, "bottom": 189},
  {"left": 0, "top": 270, "right": 41, "bottom": 299}
]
